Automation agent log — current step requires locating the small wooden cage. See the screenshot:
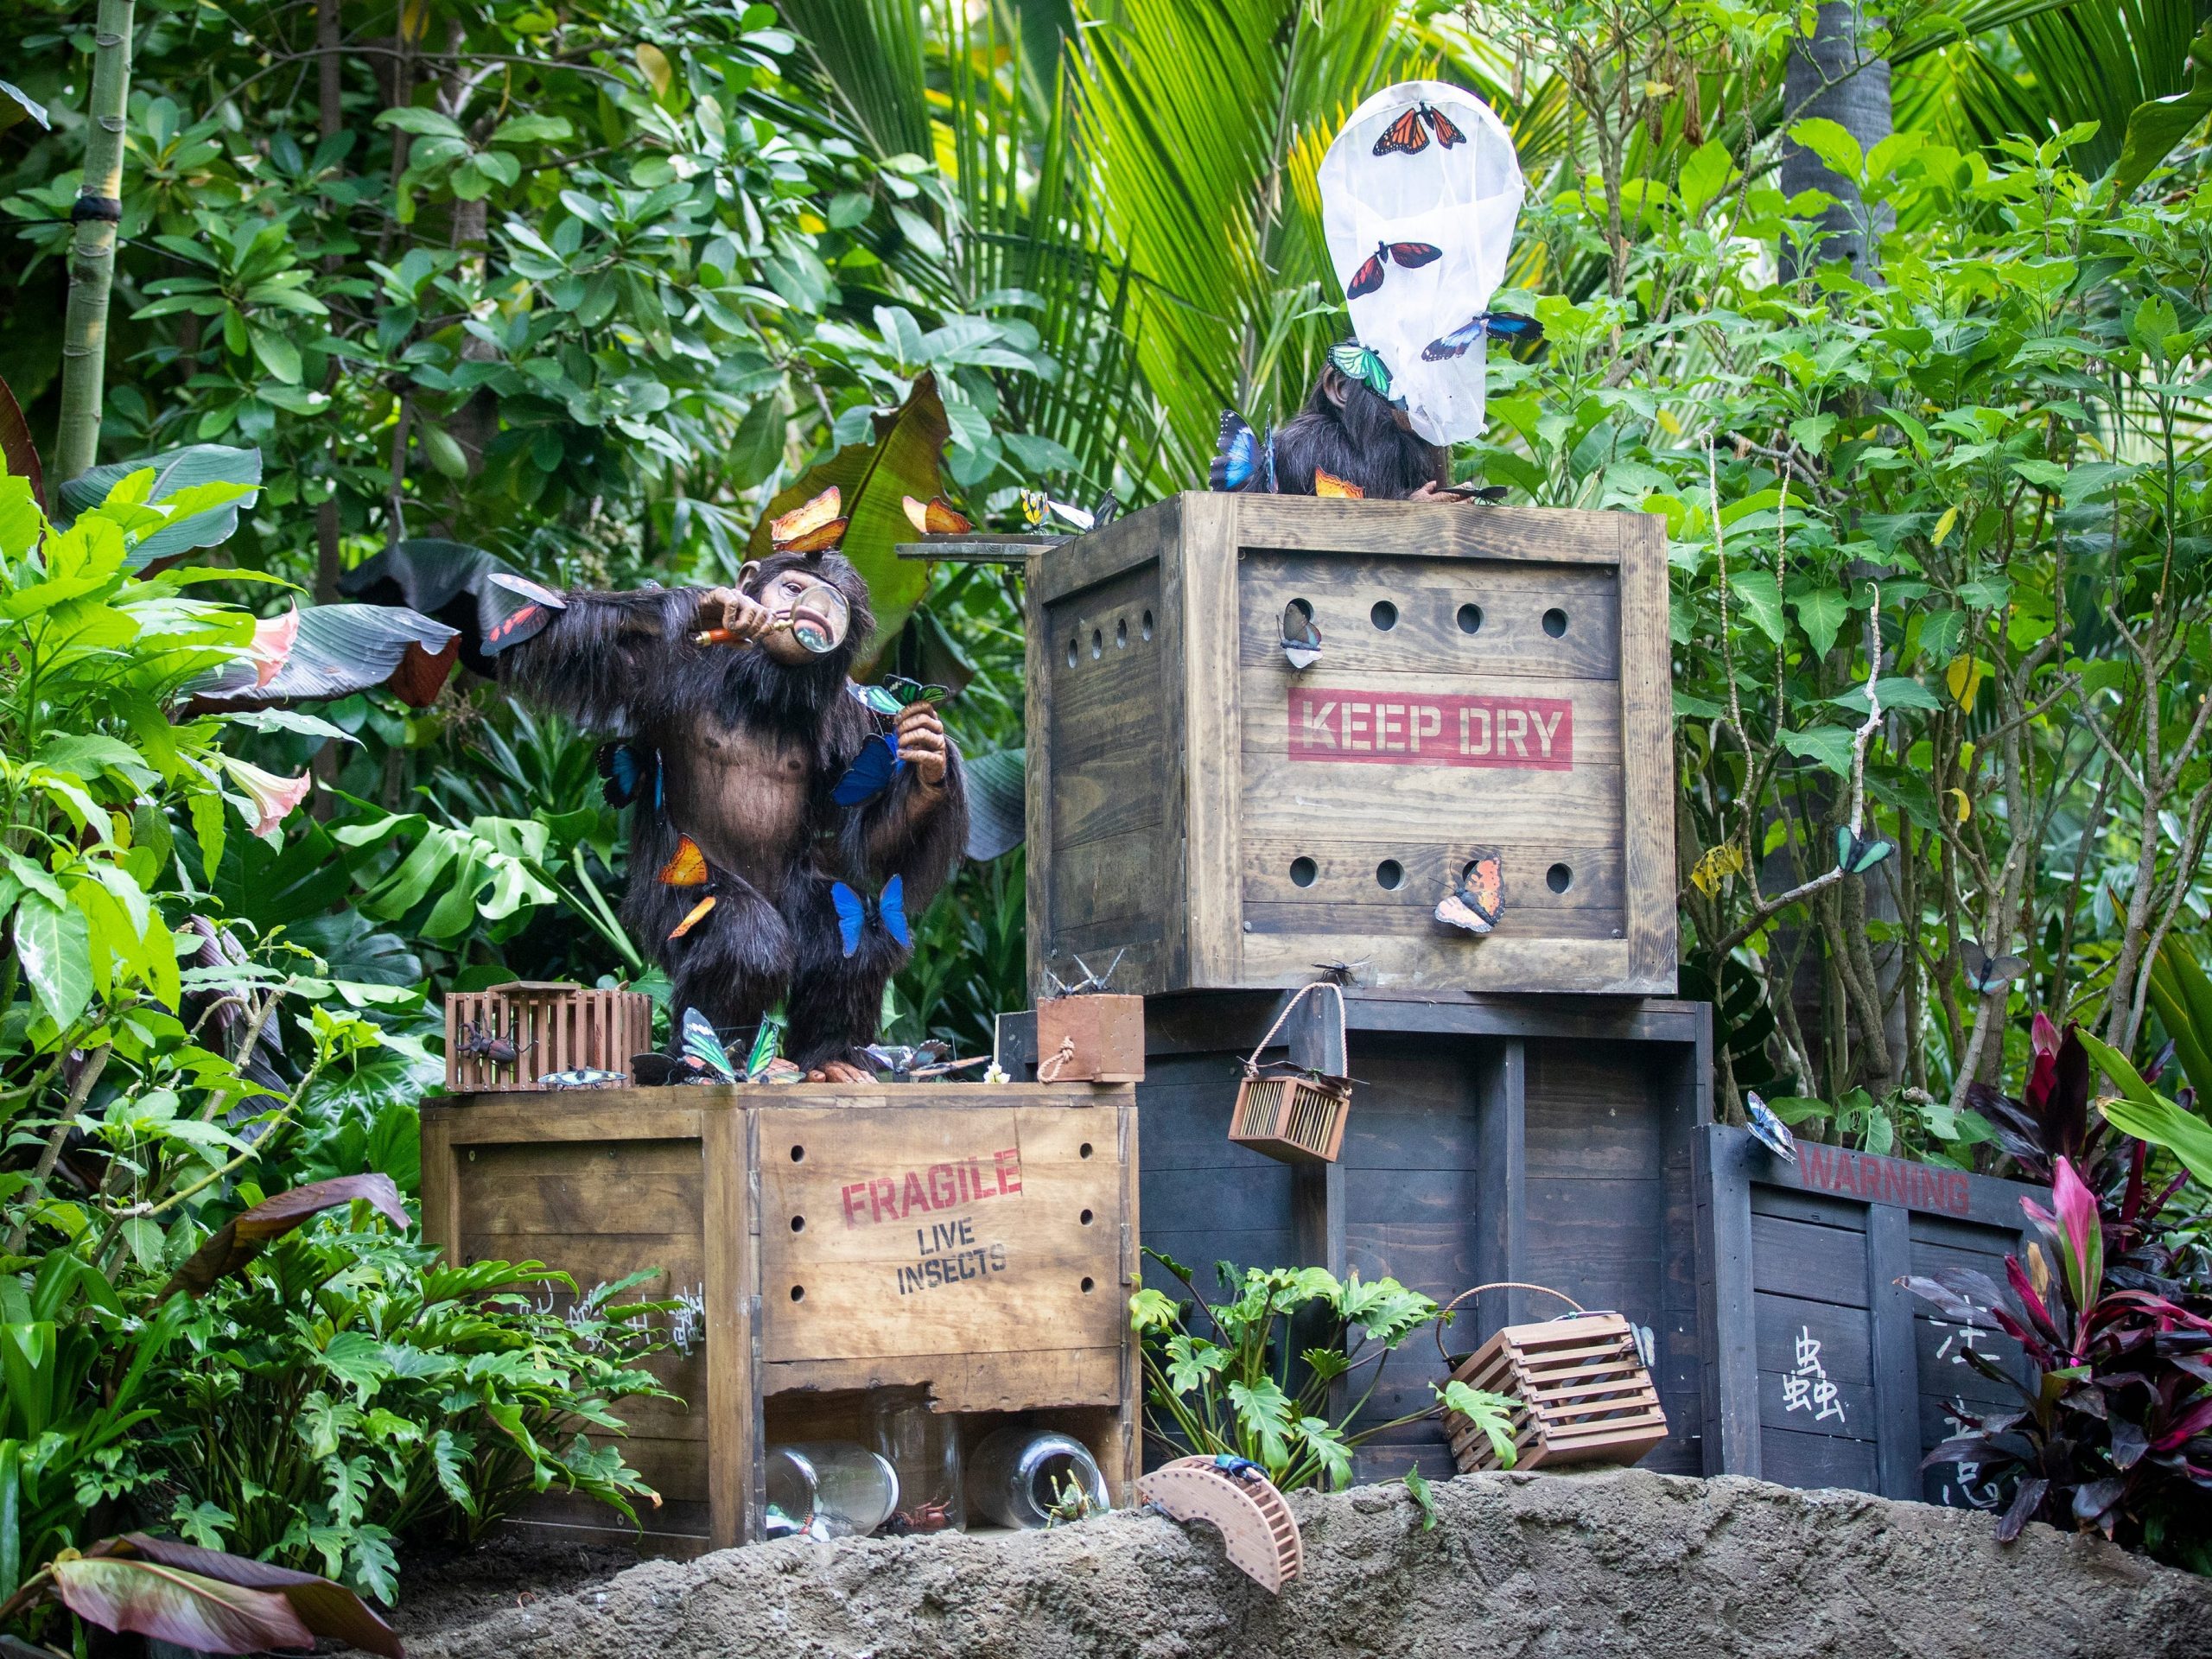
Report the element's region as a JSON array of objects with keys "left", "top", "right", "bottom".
[
  {"left": 1445, "top": 1312, "right": 1669, "bottom": 1473},
  {"left": 1025, "top": 494, "right": 1674, "bottom": 998},
  {"left": 443, "top": 982, "right": 652, "bottom": 1092},
  {"left": 1228, "top": 1068, "right": 1351, "bottom": 1164}
]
